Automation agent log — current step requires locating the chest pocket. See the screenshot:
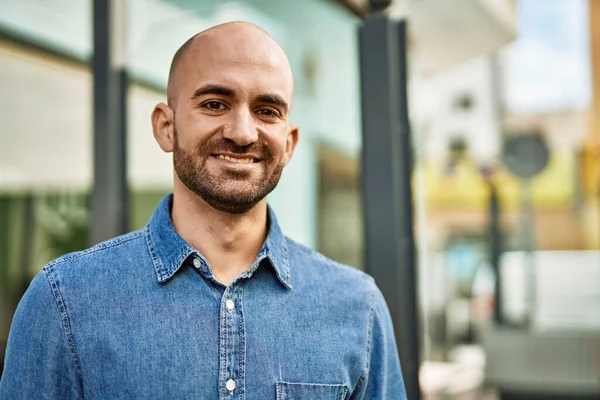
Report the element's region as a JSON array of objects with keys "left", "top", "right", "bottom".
[{"left": 276, "top": 382, "right": 348, "bottom": 400}]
